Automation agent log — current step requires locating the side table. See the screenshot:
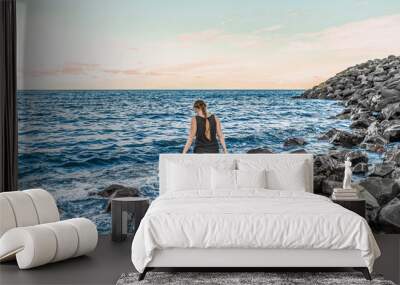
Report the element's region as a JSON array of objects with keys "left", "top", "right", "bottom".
[
  {"left": 331, "top": 198, "right": 366, "bottom": 219},
  {"left": 111, "top": 197, "right": 150, "bottom": 242}
]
